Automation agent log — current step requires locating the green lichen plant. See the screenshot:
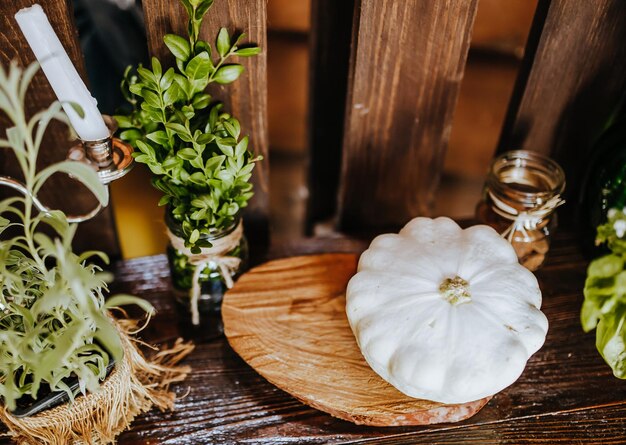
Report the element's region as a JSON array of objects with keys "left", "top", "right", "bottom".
[
  {"left": 0, "top": 61, "right": 153, "bottom": 411},
  {"left": 115, "top": 0, "right": 262, "bottom": 254},
  {"left": 582, "top": 207, "right": 626, "bottom": 378}
]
